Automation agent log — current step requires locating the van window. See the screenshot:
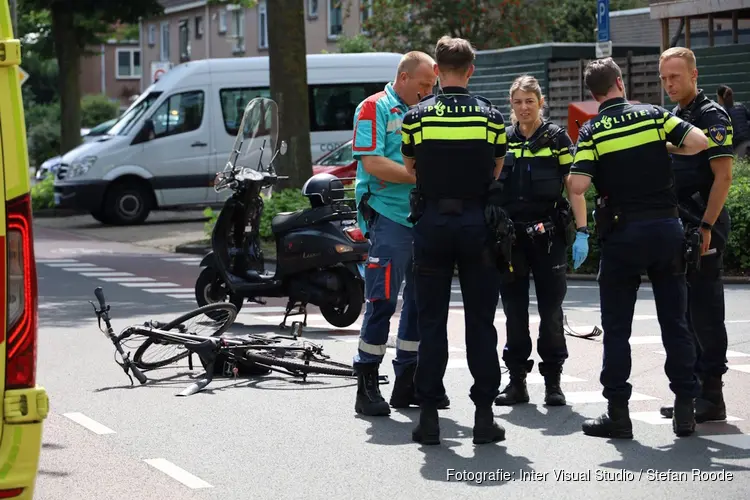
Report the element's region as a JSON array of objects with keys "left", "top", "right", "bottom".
[
  {"left": 220, "top": 87, "right": 271, "bottom": 135},
  {"left": 309, "top": 83, "right": 386, "bottom": 132},
  {"left": 150, "top": 90, "right": 205, "bottom": 139},
  {"left": 109, "top": 91, "right": 162, "bottom": 136}
]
